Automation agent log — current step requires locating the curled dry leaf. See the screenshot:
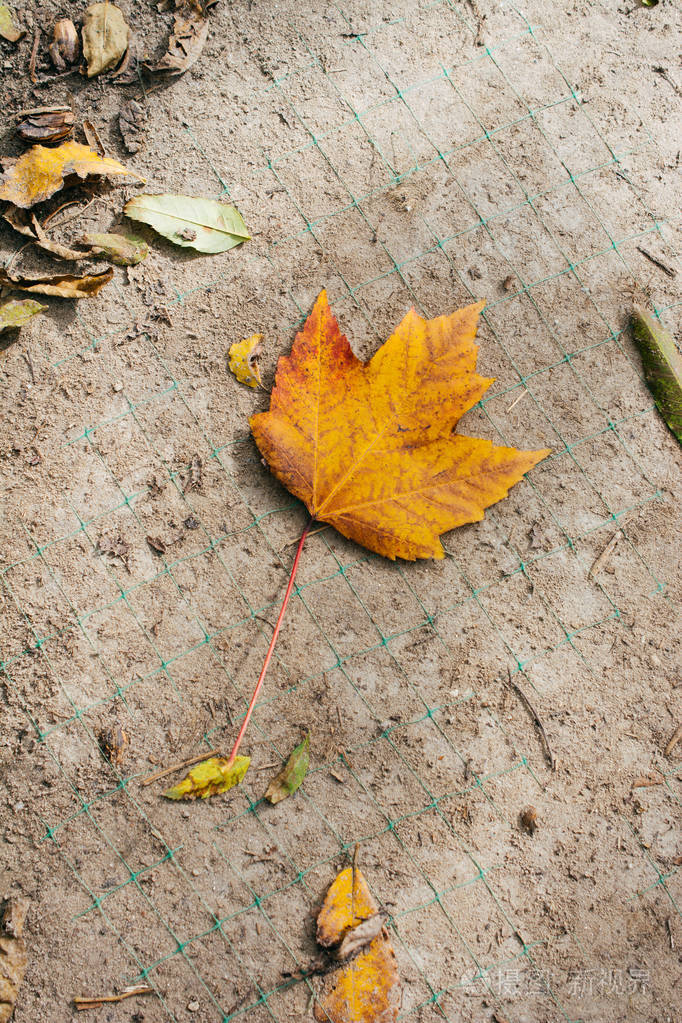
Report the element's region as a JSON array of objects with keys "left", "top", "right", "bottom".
[
  {"left": 48, "top": 18, "right": 79, "bottom": 70},
  {"left": 82, "top": 119, "right": 105, "bottom": 157},
  {"left": 0, "top": 299, "right": 47, "bottom": 334},
  {"left": 15, "top": 106, "right": 74, "bottom": 145},
  {"left": 82, "top": 2, "right": 129, "bottom": 77},
  {"left": 264, "top": 732, "right": 309, "bottom": 804},
  {"left": 3, "top": 206, "right": 87, "bottom": 260},
  {"left": 0, "top": 3, "right": 24, "bottom": 43},
  {"left": 163, "top": 754, "right": 250, "bottom": 800},
  {"left": 0, "top": 266, "right": 113, "bottom": 299},
  {"left": 0, "top": 897, "right": 29, "bottom": 1023},
  {"left": 153, "top": 2, "right": 209, "bottom": 75},
  {"left": 251, "top": 291, "right": 550, "bottom": 561},
  {"left": 229, "top": 333, "right": 264, "bottom": 389},
  {"left": 0, "top": 140, "right": 142, "bottom": 209},
  {"left": 82, "top": 232, "right": 148, "bottom": 266},
  {"left": 314, "top": 867, "right": 400, "bottom": 1023},
  {"left": 124, "top": 194, "right": 250, "bottom": 253}
]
